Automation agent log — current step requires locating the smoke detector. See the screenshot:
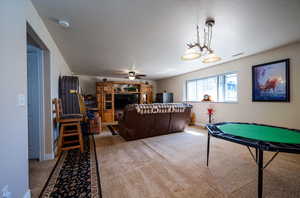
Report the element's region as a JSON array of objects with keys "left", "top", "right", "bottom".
[{"left": 58, "top": 20, "right": 70, "bottom": 28}]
